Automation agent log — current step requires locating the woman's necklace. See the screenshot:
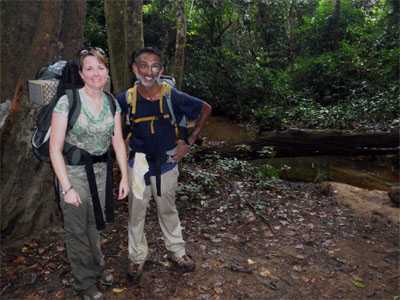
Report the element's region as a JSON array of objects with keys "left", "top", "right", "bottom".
[{"left": 83, "top": 87, "right": 103, "bottom": 116}]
